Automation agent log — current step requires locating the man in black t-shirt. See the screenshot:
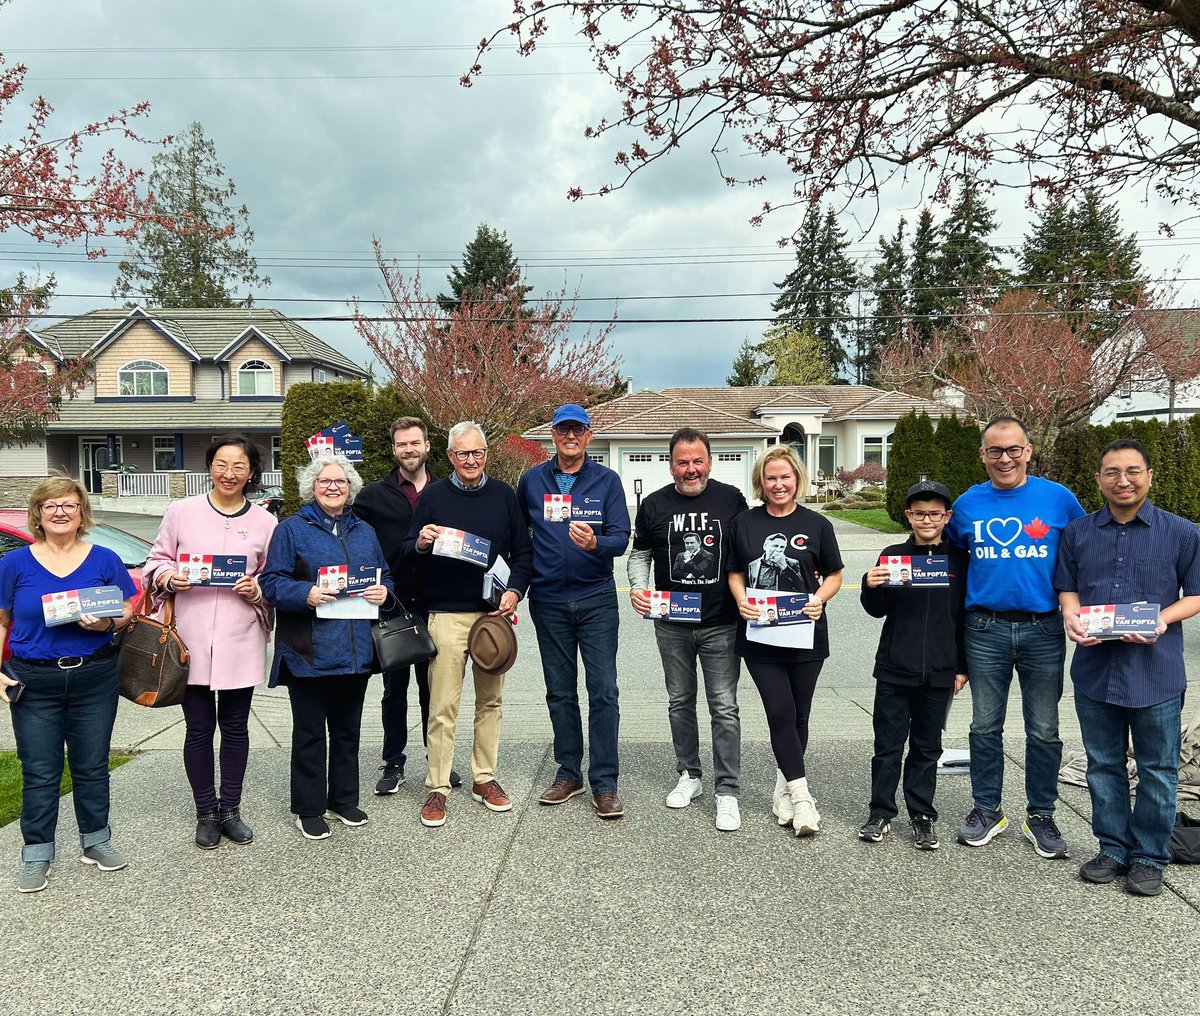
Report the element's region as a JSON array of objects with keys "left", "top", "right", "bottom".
[{"left": 628, "top": 427, "right": 749, "bottom": 832}]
